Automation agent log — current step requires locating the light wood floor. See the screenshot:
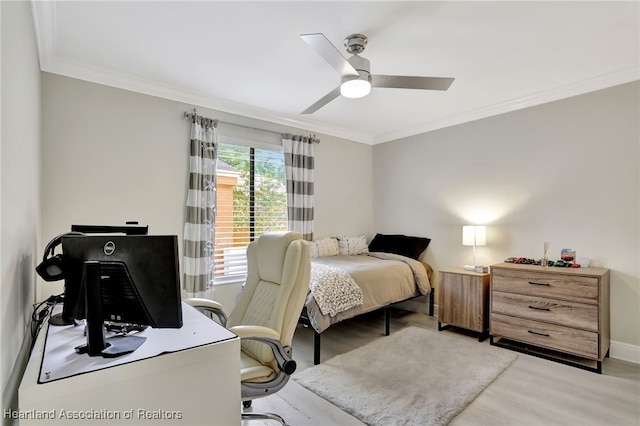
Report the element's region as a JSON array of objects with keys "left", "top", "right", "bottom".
[{"left": 242, "top": 309, "right": 640, "bottom": 425}]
